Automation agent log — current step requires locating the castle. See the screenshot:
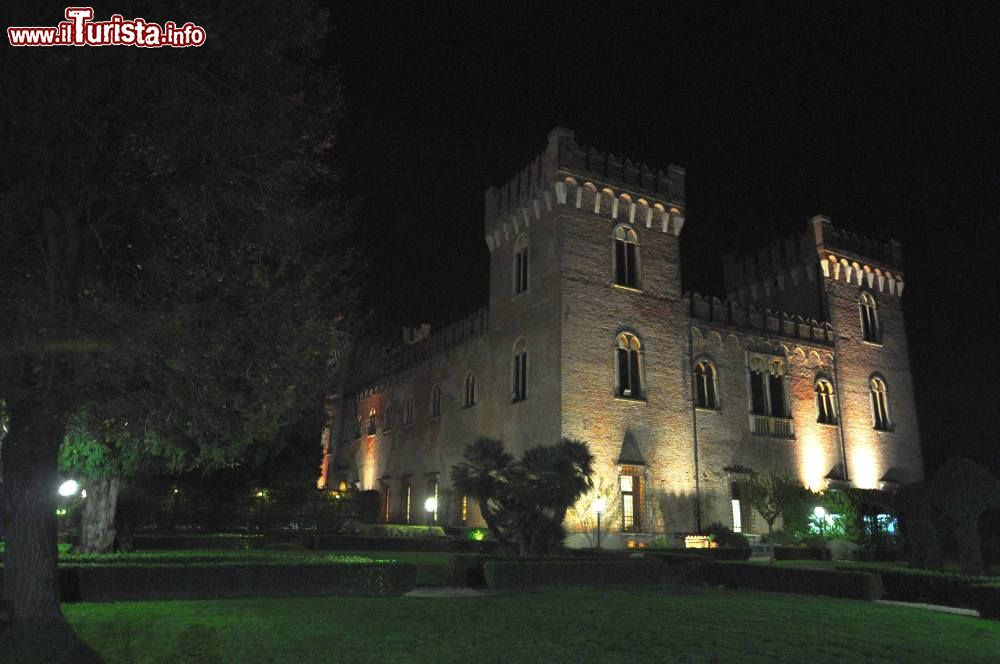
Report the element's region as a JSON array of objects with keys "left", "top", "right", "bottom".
[{"left": 318, "top": 127, "right": 923, "bottom": 547}]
